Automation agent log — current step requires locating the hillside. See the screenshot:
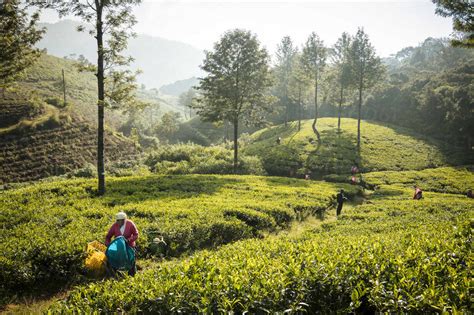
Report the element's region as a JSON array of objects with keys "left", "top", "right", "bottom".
[
  {"left": 37, "top": 20, "right": 204, "bottom": 88},
  {"left": 244, "top": 118, "right": 473, "bottom": 177},
  {"left": 159, "top": 77, "right": 199, "bottom": 96},
  {"left": 18, "top": 53, "right": 181, "bottom": 126},
  {"left": 0, "top": 91, "right": 139, "bottom": 184}
]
